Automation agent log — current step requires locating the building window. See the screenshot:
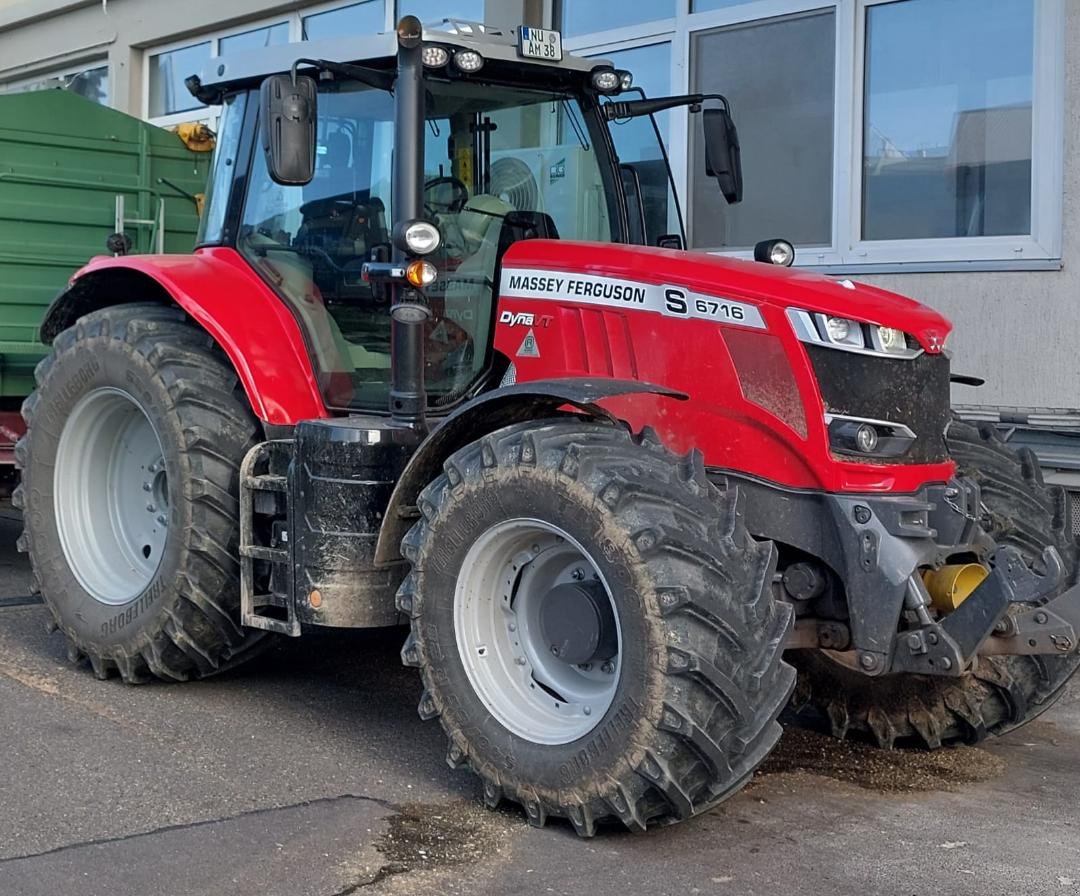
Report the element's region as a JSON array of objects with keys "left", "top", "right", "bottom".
[
  {"left": 593, "top": 42, "right": 678, "bottom": 244},
  {"left": 861, "top": 0, "right": 1034, "bottom": 241},
  {"left": 2, "top": 63, "right": 110, "bottom": 106},
  {"left": 690, "top": 10, "right": 836, "bottom": 250},
  {"left": 219, "top": 22, "right": 291, "bottom": 55},
  {"left": 398, "top": 1, "right": 484, "bottom": 24},
  {"left": 302, "top": 1, "right": 384, "bottom": 40},
  {"left": 144, "top": 4, "right": 387, "bottom": 126},
  {"left": 148, "top": 42, "right": 212, "bottom": 118},
  {"left": 562, "top": 0, "right": 1063, "bottom": 271},
  {"left": 559, "top": 1, "right": 676, "bottom": 38}
]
